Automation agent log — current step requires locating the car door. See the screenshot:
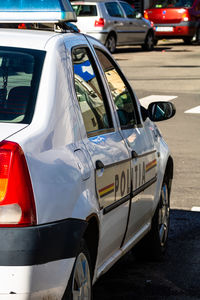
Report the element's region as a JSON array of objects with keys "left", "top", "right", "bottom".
[
  {"left": 71, "top": 45, "right": 131, "bottom": 267},
  {"left": 93, "top": 47, "right": 158, "bottom": 244},
  {"left": 120, "top": 1, "right": 147, "bottom": 44},
  {"left": 104, "top": 1, "right": 128, "bottom": 44}
]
